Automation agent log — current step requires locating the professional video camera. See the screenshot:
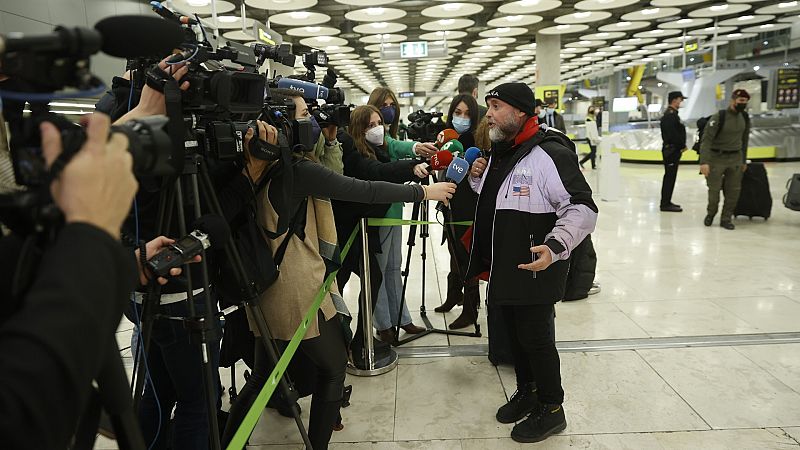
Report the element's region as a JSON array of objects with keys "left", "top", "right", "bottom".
[
  {"left": 0, "top": 15, "right": 185, "bottom": 234},
  {"left": 407, "top": 109, "right": 445, "bottom": 143}
]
